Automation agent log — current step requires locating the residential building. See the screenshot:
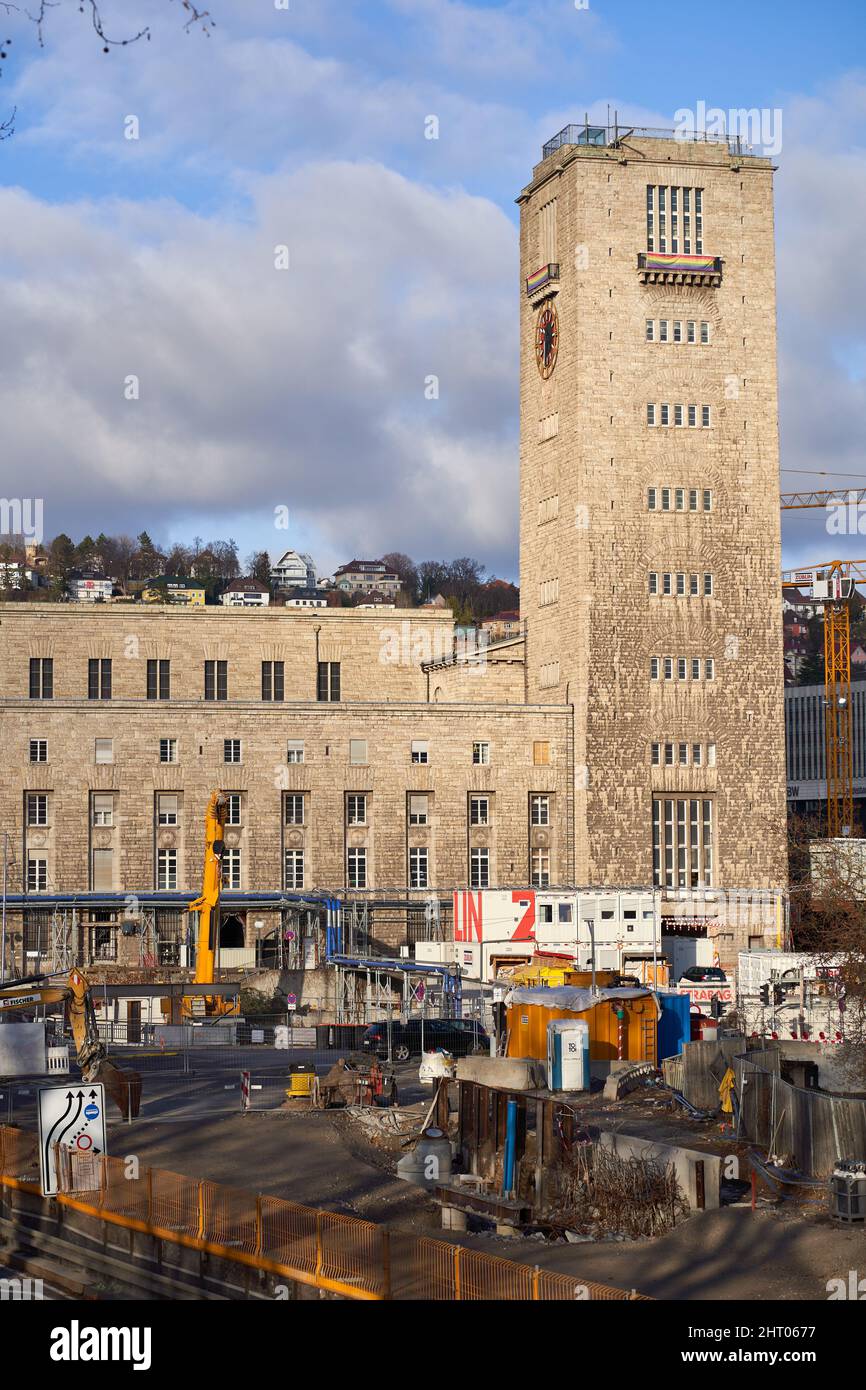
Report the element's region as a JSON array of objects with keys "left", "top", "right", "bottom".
[
  {"left": 66, "top": 571, "right": 113, "bottom": 603},
  {"left": 332, "top": 560, "right": 401, "bottom": 599},
  {"left": 481, "top": 610, "right": 521, "bottom": 642},
  {"left": 271, "top": 550, "right": 316, "bottom": 591},
  {"left": 142, "top": 577, "right": 207, "bottom": 606},
  {"left": 221, "top": 577, "right": 271, "bottom": 608}
]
